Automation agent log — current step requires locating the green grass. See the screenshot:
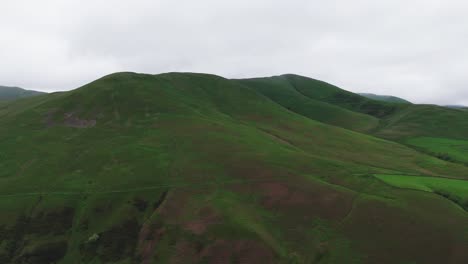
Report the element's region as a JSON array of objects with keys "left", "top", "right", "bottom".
[
  {"left": 237, "top": 76, "right": 379, "bottom": 133},
  {"left": 406, "top": 137, "right": 468, "bottom": 163},
  {"left": 375, "top": 105, "right": 468, "bottom": 140},
  {"left": 280, "top": 74, "right": 404, "bottom": 118},
  {"left": 238, "top": 74, "right": 468, "bottom": 142},
  {"left": 375, "top": 174, "right": 468, "bottom": 210},
  {"left": 0, "top": 72, "right": 467, "bottom": 263}
]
